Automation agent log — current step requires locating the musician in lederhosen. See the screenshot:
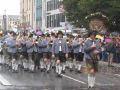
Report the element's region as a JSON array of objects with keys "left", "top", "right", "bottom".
[
  {"left": 33, "top": 35, "right": 39, "bottom": 72},
  {"left": 61, "top": 34, "right": 70, "bottom": 73},
  {"left": 1, "top": 31, "right": 14, "bottom": 66},
  {"left": 37, "top": 35, "right": 44, "bottom": 72},
  {"left": 26, "top": 33, "right": 35, "bottom": 73},
  {"left": 73, "top": 36, "right": 82, "bottom": 73},
  {"left": 18, "top": 32, "right": 28, "bottom": 70},
  {"left": 50, "top": 33, "right": 56, "bottom": 69},
  {"left": 52, "top": 31, "right": 68, "bottom": 78},
  {"left": 84, "top": 30, "right": 101, "bottom": 90},
  {"left": 46, "top": 33, "right": 52, "bottom": 73},
  {"left": 41, "top": 34, "right": 48, "bottom": 72},
  {"left": 67, "top": 35, "right": 74, "bottom": 72},
  {"left": 7, "top": 32, "right": 19, "bottom": 73}
]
